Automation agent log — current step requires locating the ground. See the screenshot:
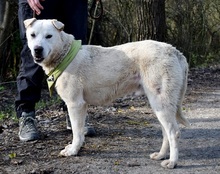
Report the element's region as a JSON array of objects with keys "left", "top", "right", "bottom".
[{"left": 0, "top": 66, "right": 220, "bottom": 174}]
